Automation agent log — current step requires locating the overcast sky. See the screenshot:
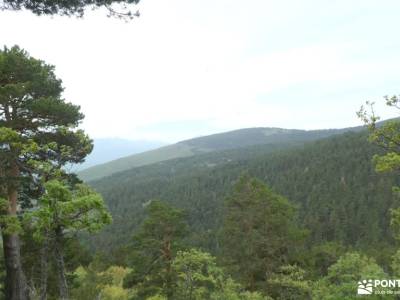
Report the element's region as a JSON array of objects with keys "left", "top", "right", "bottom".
[{"left": 1, "top": 0, "right": 400, "bottom": 142}]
